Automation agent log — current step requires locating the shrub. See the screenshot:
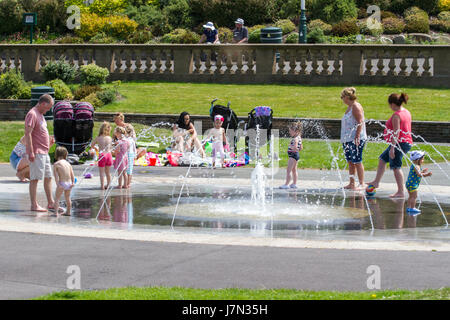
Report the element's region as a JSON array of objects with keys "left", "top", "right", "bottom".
[
  {"left": 45, "top": 79, "right": 73, "bottom": 101},
  {"left": 355, "top": 0, "right": 391, "bottom": 11},
  {"left": 16, "top": 84, "right": 32, "bottom": 99},
  {"left": 248, "top": 25, "right": 266, "bottom": 34},
  {"left": 76, "top": 13, "right": 138, "bottom": 40},
  {"left": 277, "top": 0, "right": 314, "bottom": 19},
  {"left": 275, "top": 19, "right": 296, "bottom": 35},
  {"left": 96, "top": 88, "right": 117, "bottom": 105},
  {"left": 310, "top": 0, "right": 358, "bottom": 24},
  {"left": 389, "top": 1, "right": 439, "bottom": 15},
  {"left": 34, "top": 0, "right": 67, "bottom": 34},
  {"left": 124, "top": 5, "right": 170, "bottom": 36},
  {"left": 41, "top": 59, "right": 78, "bottom": 83},
  {"left": 88, "top": 0, "right": 128, "bottom": 16},
  {"left": 359, "top": 19, "right": 384, "bottom": 36},
  {"left": 160, "top": 28, "right": 200, "bottom": 44},
  {"left": 83, "top": 92, "right": 104, "bottom": 109},
  {"left": 73, "top": 85, "right": 102, "bottom": 101},
  {"left": 308, "top": 19, "right": 332, "bottom": 35},
  {"left": 79, "top": 64, "right": 109, "bottom": 86},
  {"left": 0, "top": 69, "right": 28, "bottom": 99},
  {"left": 307, "top": 28, "right": 326, "bottom": 43},
  {"left": 248, "top": 29, "right": 261, "bottom": 43},
  {"left": 404, "top": 13, "right": 430, "bottom": 33},
  {"left": 381, "top": 11, "right": 397, "bottom": 19},
  {"left": 332, "top": 19, "right": 360, "bottom": 37},
  {"left": 218, "top": 27, "right": 233, "bottom": 43},
  {"left": 440, "top": 0, "right": 450, "bottom": 11},
  {"left": 128, "top": 29, "right": 153, "bottom": 44},
  {"left": 404, "top": 6, "right": 429, "bottom": 19},
  {"left": 430, "top": 17, "right": 450, "bottom": 32},
  {"left": 0, "top": 0, "right": 24, "bottom": 35},
  {"left": 57, "top": 36, "right": 84, "bottom": 44},
  {"left": 285, "top": 32, "right": 299, "bottom": 43},
  {"left": 88, "top": 32, "right": 118, "bottom": 44},
  {"left": 163, "top": 0, "right": 192, "bottom": 30},
  {"left": 438, "top": 11, "right": 450, "bottom": 21},
  {"left": 382, "top": 17, "right": 406, "bottom": 33}
]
